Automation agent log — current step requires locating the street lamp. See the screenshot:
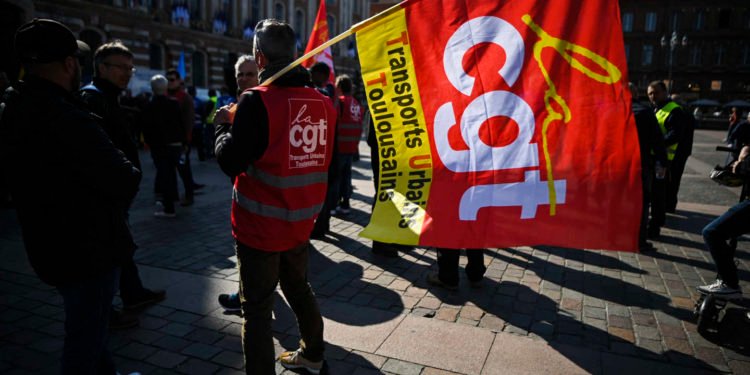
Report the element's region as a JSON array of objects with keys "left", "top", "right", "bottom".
[{"left": 660, "top": 31, "right": 688, "bottom": 94}]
